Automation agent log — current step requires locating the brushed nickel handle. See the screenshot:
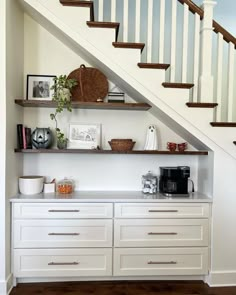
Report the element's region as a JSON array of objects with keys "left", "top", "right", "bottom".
[
  {"left": 48, "top": 262, "right": 79, "bottom": 266},
  {"left": 48, "top": 210, "right": 80, "bottom": 213},
  {"left": 148, "top": 210, "right": 178, "bottom": 213},
  {"left": 148, "top": 232, "right": 177, "bottom": 235},
  {"left": 148, "top": 261, "right": 177, "bottom": 265},
  {"left": 48, "top": 233, "right": 80, "bottom": 236}
]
